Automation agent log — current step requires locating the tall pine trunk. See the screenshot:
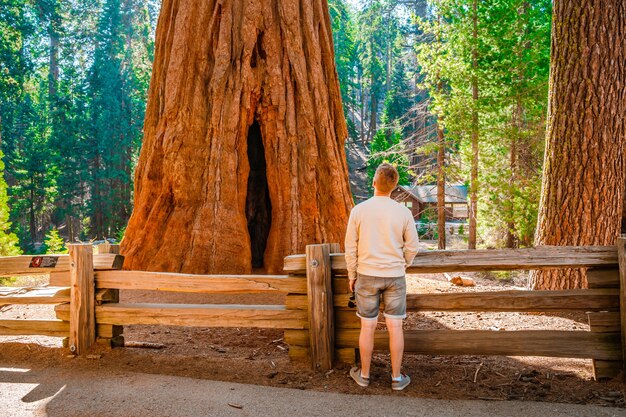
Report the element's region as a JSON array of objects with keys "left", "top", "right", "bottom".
[
  {"left": 506, "top": 99, "right": 521, "bottom": 249},
  {"left": 529, "top": 0, "right": 626, "bottom": 289},
  {"left": 369, "top": 93, "right": 378, "bottom": 141},
  {"left": 121, "top": 0, "right": 353, "bottom": 274},
  {"left": 468, "top": 0, "right": 479, "bottom": 249},
  {"left": 437, "top": 120, "right": 446, "bottom": 250}
]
